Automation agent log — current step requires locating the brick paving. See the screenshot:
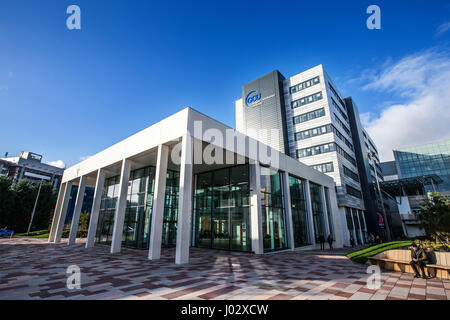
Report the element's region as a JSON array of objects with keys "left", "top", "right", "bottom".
[{"left": 0, "top": 237, "right": 449, "bottom": 300}]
